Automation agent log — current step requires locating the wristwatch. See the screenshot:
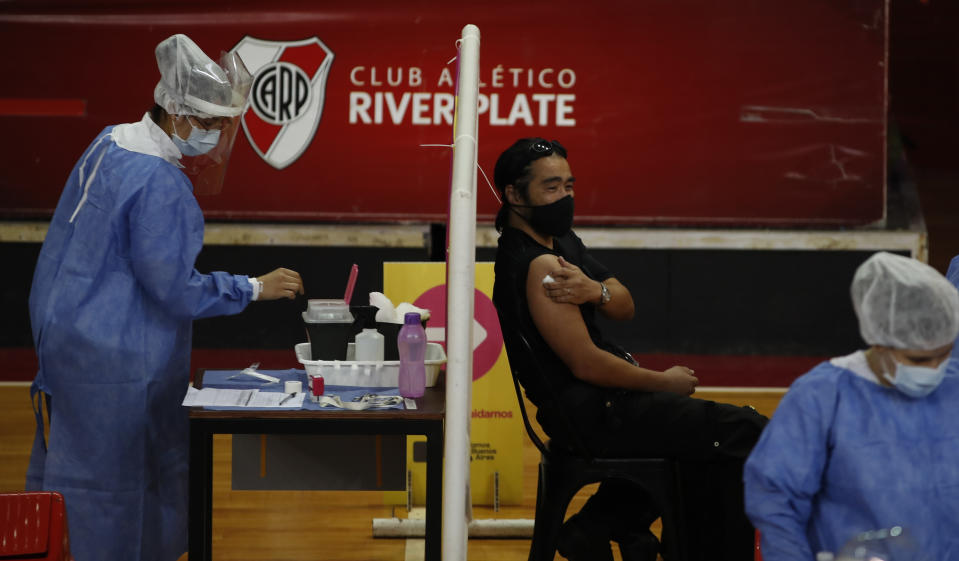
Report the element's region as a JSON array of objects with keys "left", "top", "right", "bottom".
[{"left": 599, "top": 281, "right": 611, "bottom": 305}]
